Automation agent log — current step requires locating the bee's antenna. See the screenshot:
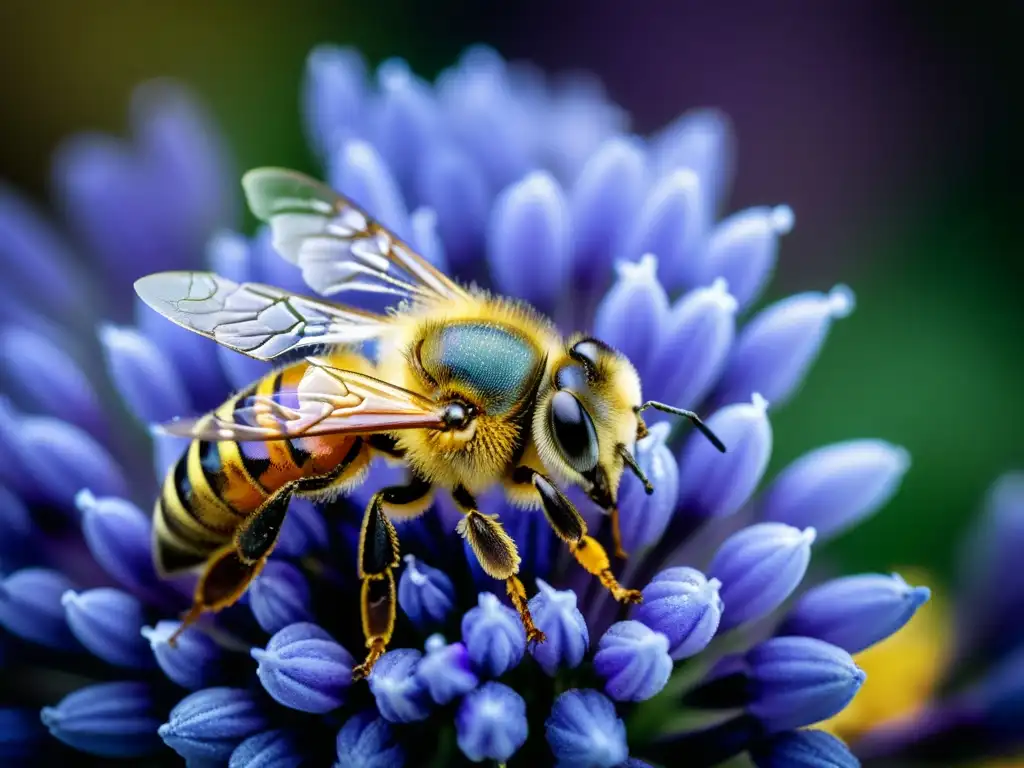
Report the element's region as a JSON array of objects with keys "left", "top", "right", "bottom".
[
  {"left": 619, "top": 445, "right": 654, "bottom": 495},
  {"left": 637, "top": 401, "right": 727, "bottom": 453}
]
